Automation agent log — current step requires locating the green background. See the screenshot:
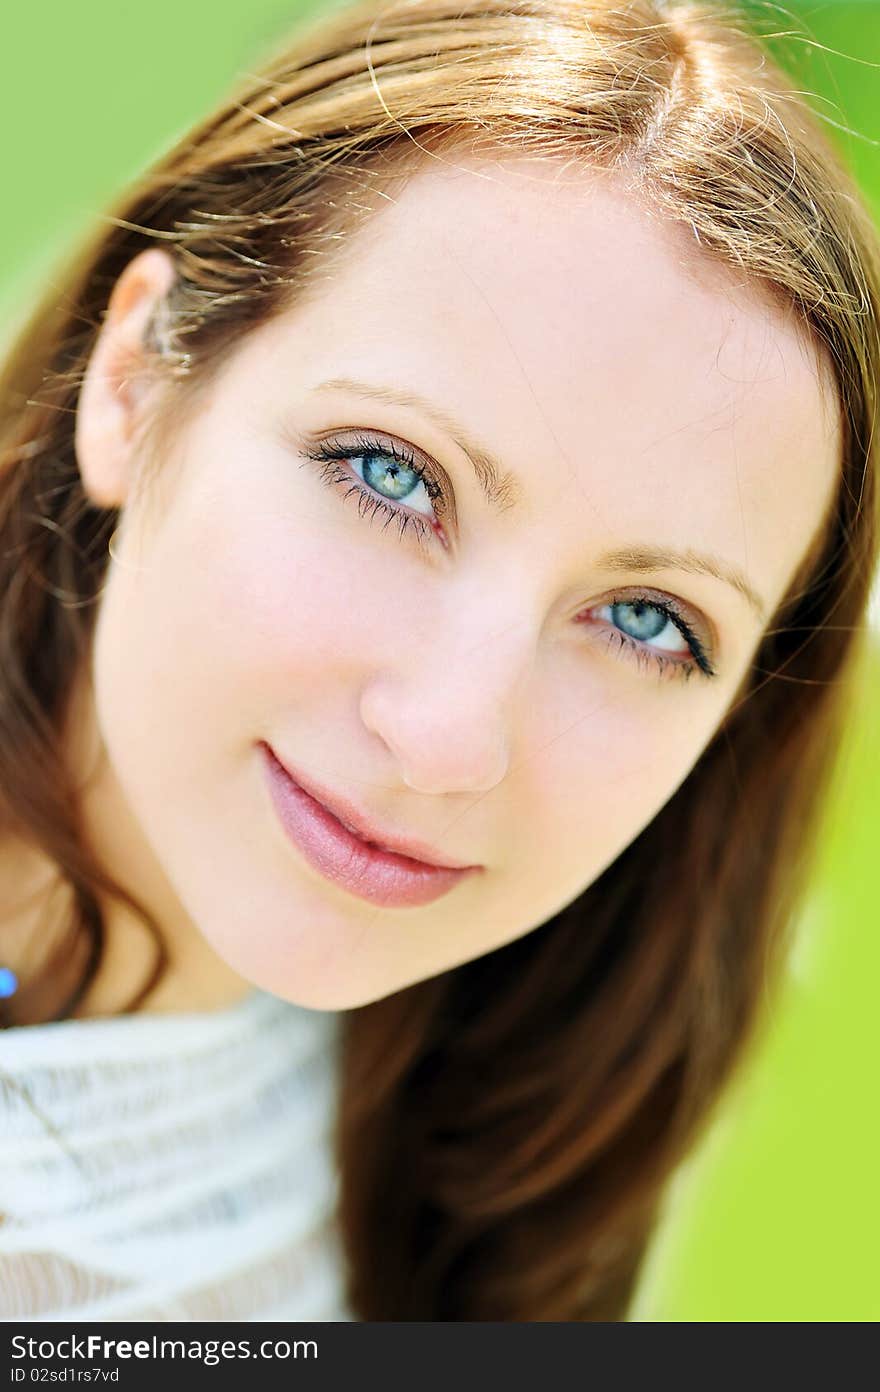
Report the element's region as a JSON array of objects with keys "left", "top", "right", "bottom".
[{"left": 2, "top": 1, "right": 878, "bottom": 1320}]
